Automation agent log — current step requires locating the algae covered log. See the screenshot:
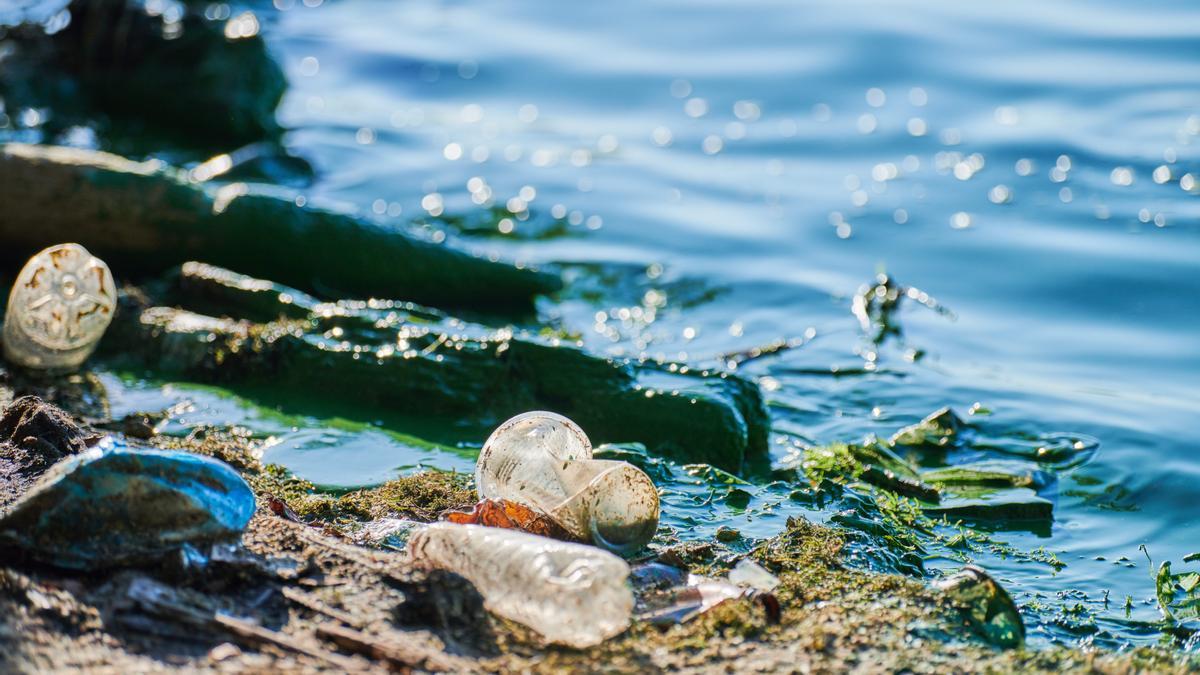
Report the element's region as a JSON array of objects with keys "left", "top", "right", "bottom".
[
  {"left": 100, "top": 263, "right": 769, "bottom": 473},
  {"left": 0, "top": 144, "right": 560, "bottom": 308}
]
